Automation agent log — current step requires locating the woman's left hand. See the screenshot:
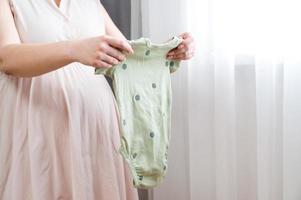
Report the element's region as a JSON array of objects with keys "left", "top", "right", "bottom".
[{"left": 166, "top": 32, "right": 195, "bottom": 61}]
